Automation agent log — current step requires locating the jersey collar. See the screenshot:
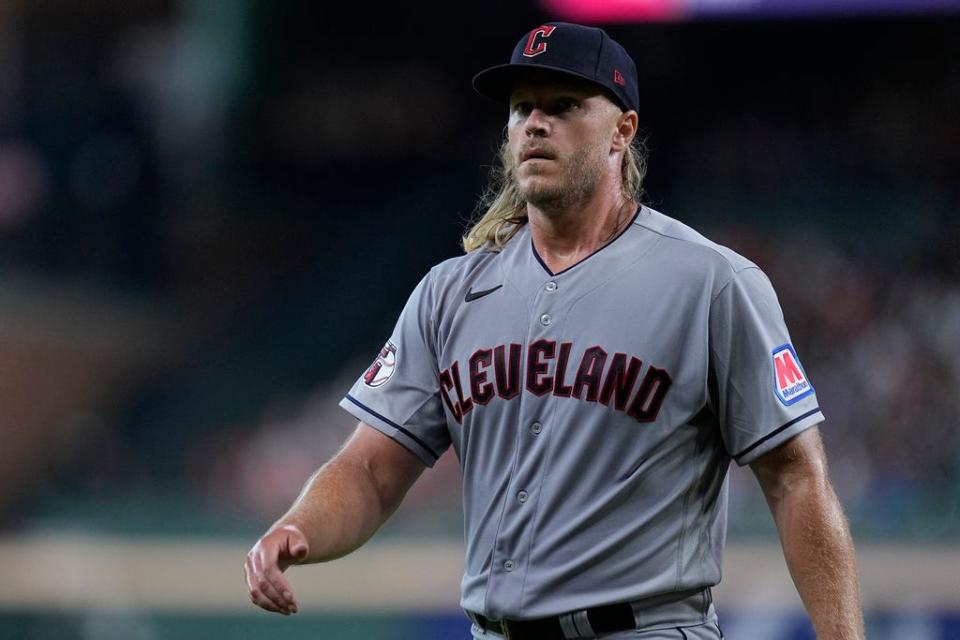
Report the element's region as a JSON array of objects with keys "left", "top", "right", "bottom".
[{"left": 529, "top": 205, "right": 643, "bottom": 277}]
